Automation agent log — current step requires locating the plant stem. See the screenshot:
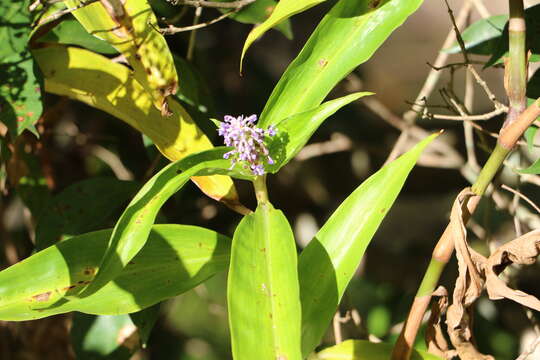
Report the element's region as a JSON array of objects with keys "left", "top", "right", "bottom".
[
  {"left": 505, "top": 0, "right": 527, "bottom": 126},
  {"left": 253, "top": 175, "right": 269, "bottom": 204},
  {"left": 391, "top": 75, "right": 534, "bottom": 360}
]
